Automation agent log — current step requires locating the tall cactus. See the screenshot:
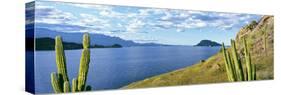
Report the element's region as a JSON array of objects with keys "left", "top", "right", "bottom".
[
  {"left": 77, "top": 33, "right": 91, "bottom": 91},
  {"left": 230, "top": 40, "right": 244, "bottom": 81},
  {"left": 222, "top": 38, "right": 256, "bottom": 82},
  {"left": 222, "top": 43, "right": 236, "bottom": 81},
  {"left": 243, "top": 38, "right": 256, "bottom": 80},
  {"left": 51, "top": 33, "right": 92, "bottom": 93},
  {"left": 55, "top": 36, "right": 69, "bottom": 82}
]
